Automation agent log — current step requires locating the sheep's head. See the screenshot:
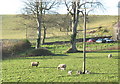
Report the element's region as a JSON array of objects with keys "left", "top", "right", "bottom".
[{"left": 57, "top": 67, "right": 60, "bottom": 70}]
